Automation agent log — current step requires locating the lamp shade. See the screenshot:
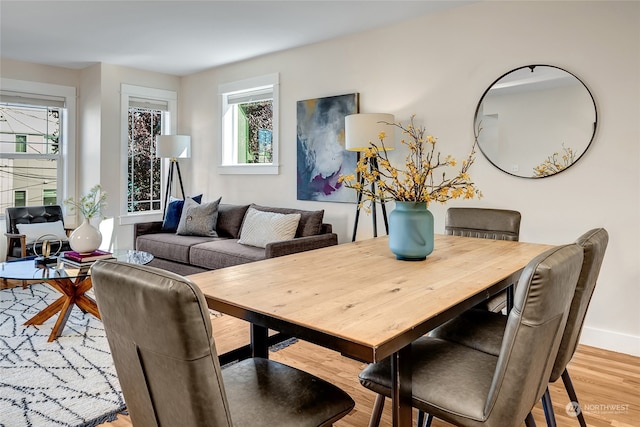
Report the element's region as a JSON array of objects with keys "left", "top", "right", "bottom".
[
  {"left": 156, "top": 135, "right": 191, "bottom": 159},
  {"left": 345, "top": 113, "right": 395, "bottom": 152}
]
